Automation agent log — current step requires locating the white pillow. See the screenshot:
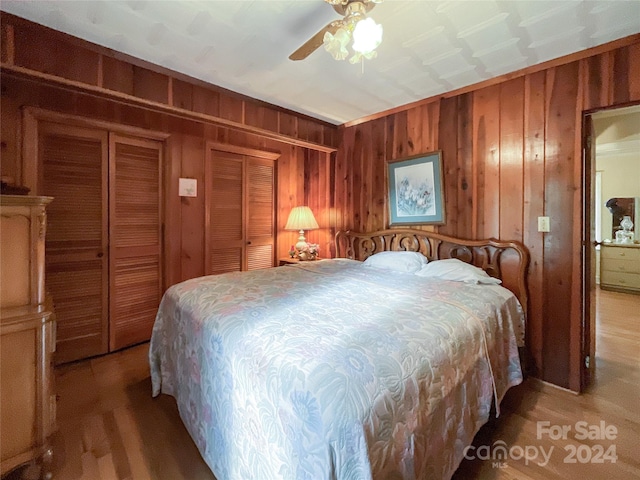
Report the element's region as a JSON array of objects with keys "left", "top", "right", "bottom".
[
  {"left": 362, "top": 251, "right": 428, "bottom": 274},
  {"left": 415, "top": 258, "right": 501, "bottom": 284}
]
